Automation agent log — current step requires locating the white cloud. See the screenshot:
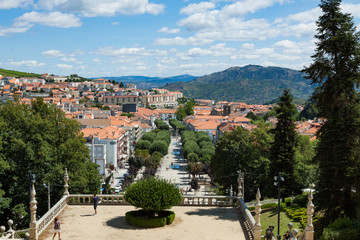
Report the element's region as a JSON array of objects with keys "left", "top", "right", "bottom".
[
  {"left": 93, "top": 46, "right": 151, "bottom": 57},
  {"left": 158, "top": 27, "right": 180, "bottom": 34},
  {"left": 222, "top": 0, "right": 286, "bottom": 17},
  {"left": 154, "top": 36, "right": 214, "bottom": 46},
  {"left": 60, "top": 57, "right": 77, "bottom": 62},
  {"left": 14, "top": 11, "right": 81, "bottom": 28},
  {"left": 56, "top": 63, "right": 73, "bottom": 69},
  {"left": 186, "top": 43, "right": 236, "bottom": 57},
  {"left": 0, "top": 26, "right": 29, "bottom": 36},
  {"left": 0, "top": 0, "right": 32, "bottom": 9},
  {"left": 180, "top": 2, "right": 215, "bottom": 15},
  {"left": 111, "top": 21, "right": 120, "bottom": 25},
  {"left": 35, "top": 0, "right": 165, "bottom": 17},
  {"left": 9, "top": 60, "right": 45, "bottom": 67},
  {"left": 42, "top": 50, "right": 64, "bottom": 57},
  {"left": 342, "top": 3, "right": 360, "bottom": 18}
]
